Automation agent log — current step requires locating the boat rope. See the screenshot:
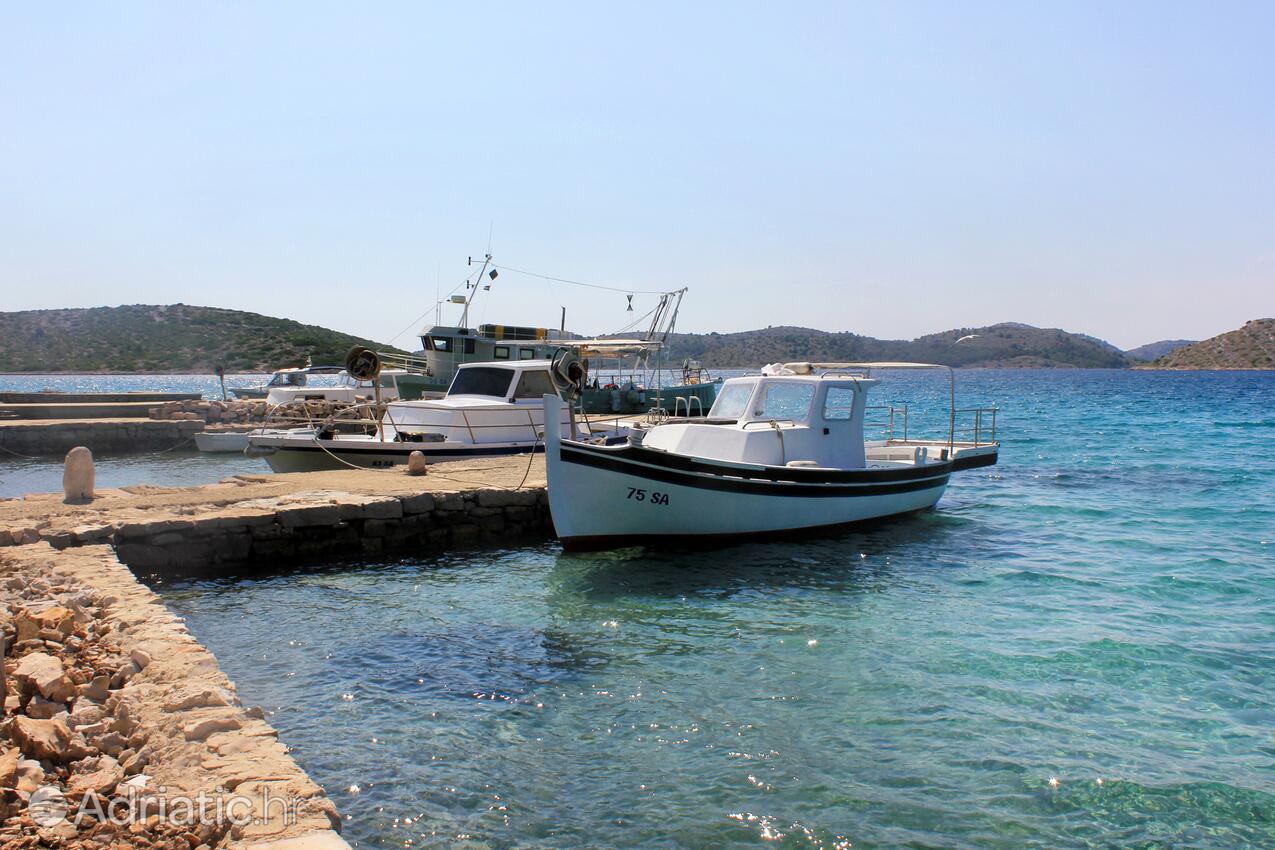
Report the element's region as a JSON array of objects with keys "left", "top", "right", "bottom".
[
  {"left": 302, "top": 433, "right": 541, "bottom": 492},
  {"left": 490, "top": 264, "right": 672, "bottom": 295}
]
